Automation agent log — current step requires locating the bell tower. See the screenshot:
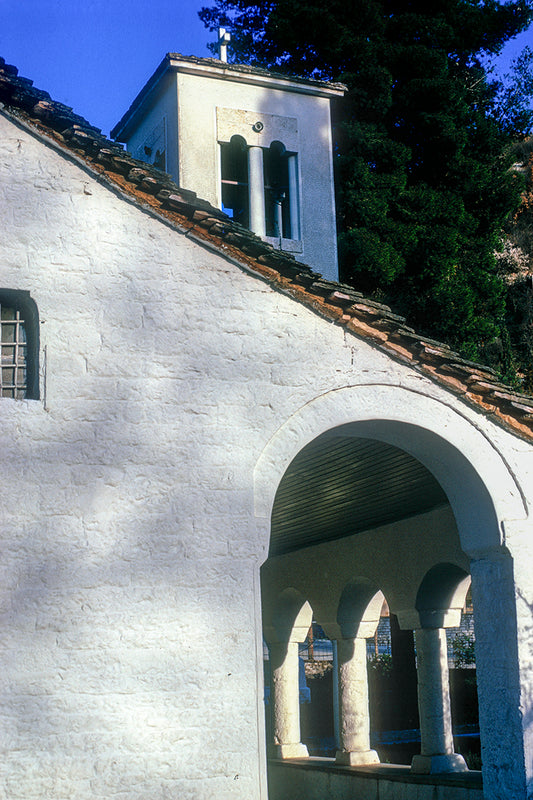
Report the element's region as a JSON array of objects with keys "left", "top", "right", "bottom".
[{"left": 111, "top": 36, "right": 345, "bottom": 280}]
